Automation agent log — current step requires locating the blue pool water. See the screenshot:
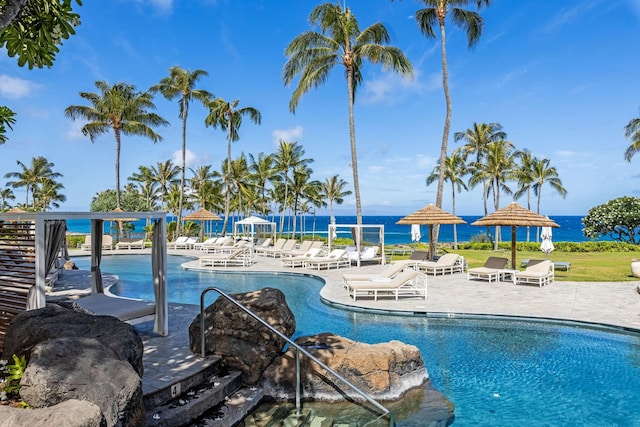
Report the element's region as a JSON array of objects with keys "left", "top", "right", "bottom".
[{"left": 74, "top": 255, "right": 640, "bottom": 426}]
